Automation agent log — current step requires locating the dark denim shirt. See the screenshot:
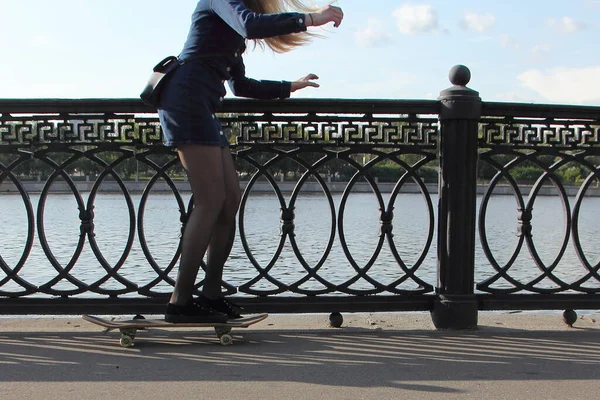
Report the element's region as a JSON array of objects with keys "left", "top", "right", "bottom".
[{"left": 179, "top": 0, "right": 307, "bottom": 99}]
